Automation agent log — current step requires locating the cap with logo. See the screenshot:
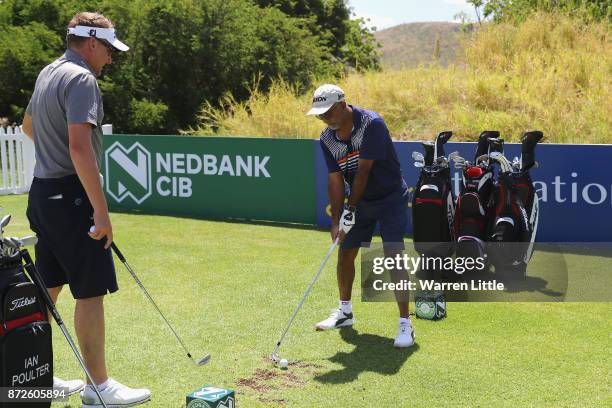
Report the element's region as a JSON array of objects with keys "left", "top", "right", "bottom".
[
  {"left": 67, "top": 25, "right": 129, "bottom": 52},
  {"left": 306, "top": 84, "right": 345, "bottom": 116}
]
